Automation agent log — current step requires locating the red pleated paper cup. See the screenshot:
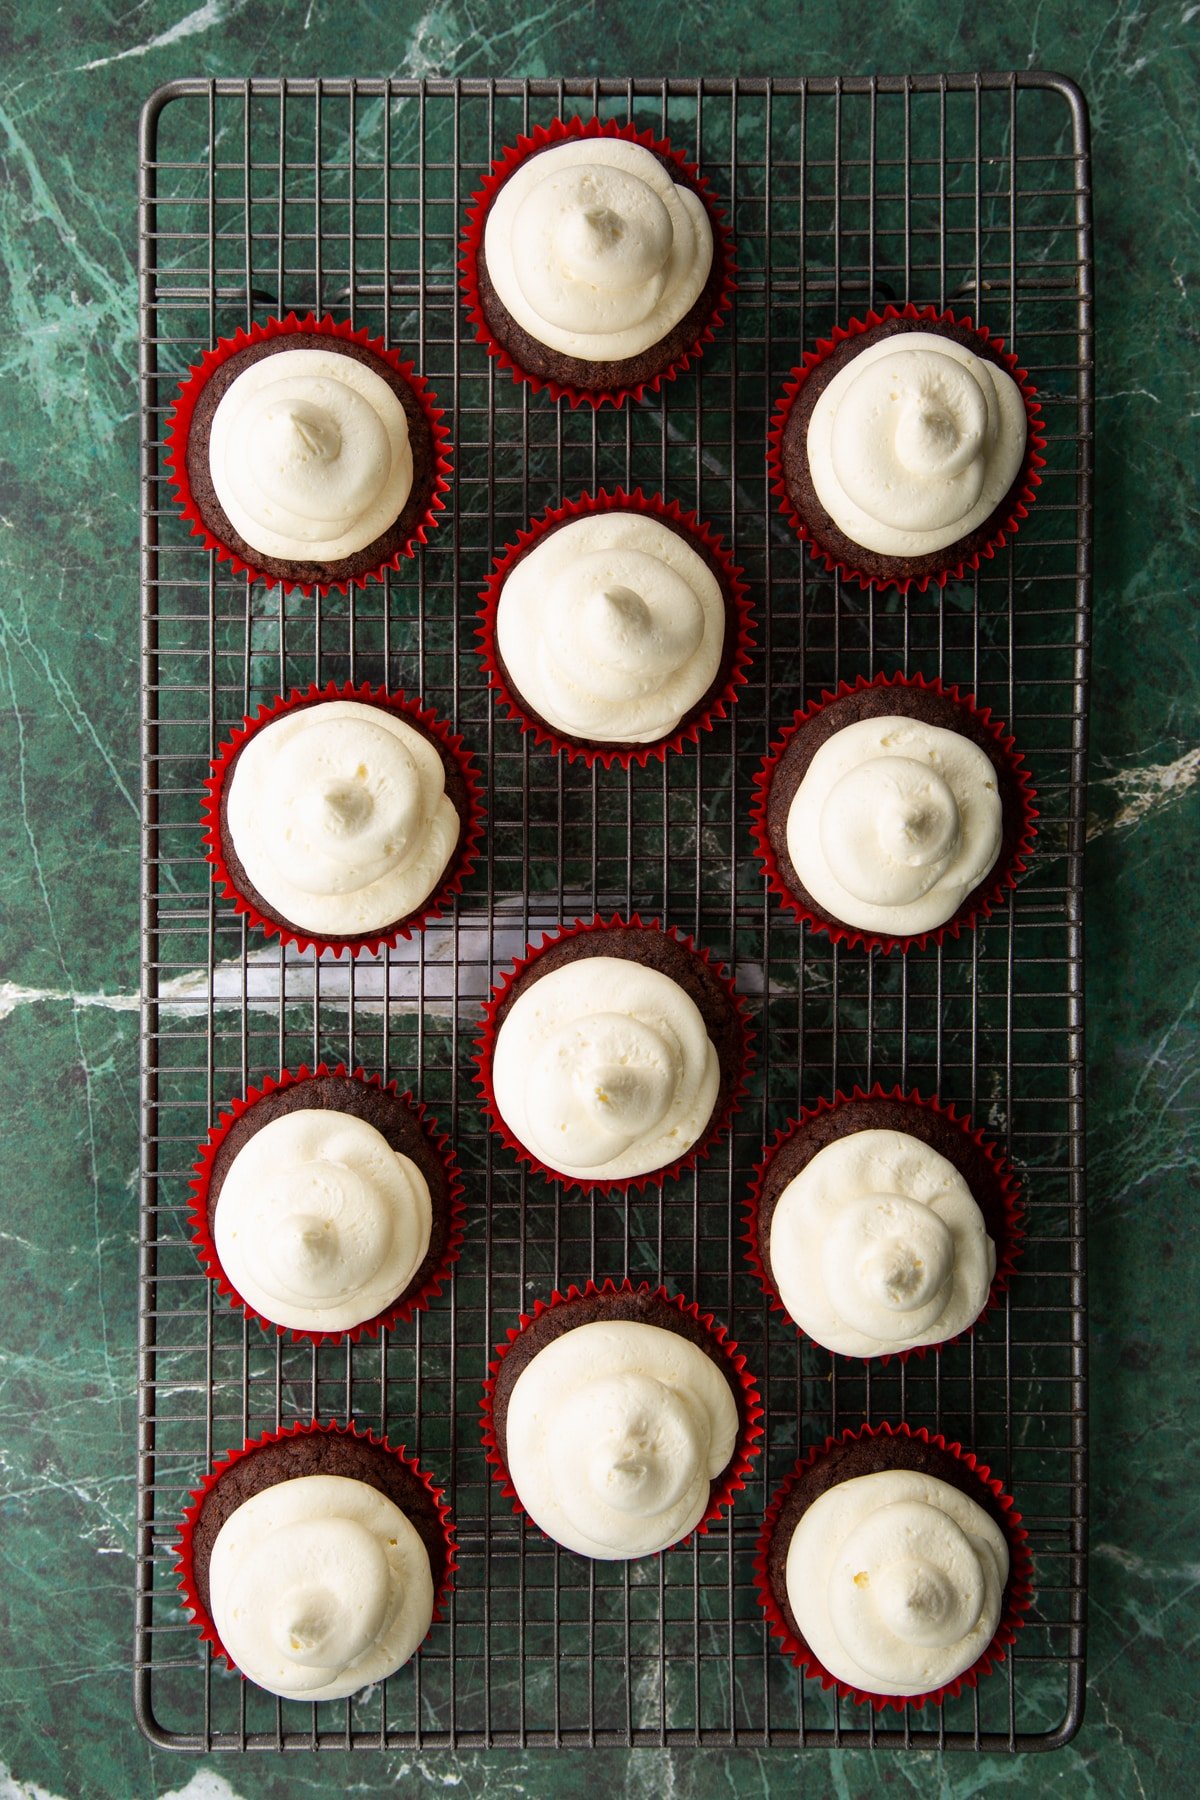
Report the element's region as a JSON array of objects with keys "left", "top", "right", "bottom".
[
  {"left": 765, "top": 303, "right": 1046, "bottom": 593},
  {"left": 164, "top": 312, "right": 452, "bottom": 594},
  {"left": 743, "top": 1084, "right": 1025, "bottom": 1364},
  {"left": 202, "top": 679, "right": 484, "bottom": 958},
  {"left": 175, "top": 1420, "right": 457, "bottom": 1677},
  {"left": 754, "top": 1422, "right": 1034, "bottom": 1711},
  {"left": 480, "top": 1279, "right": 763, "bottom": 1554},
  {"left": 189, "top": 1062, "right": 466, "bottom": 1346},
  {"left": 459, "top": 115, "right": 736, "bottom": 409},
  {"left": 476, "top": 486, "right": 755, "bottom": 769},
  {"left": 474, "top": 912, "right": 754, "bottom": 1194},
  {"left": 749, "top": 670, "right": 1039, "bottom": 954}
]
